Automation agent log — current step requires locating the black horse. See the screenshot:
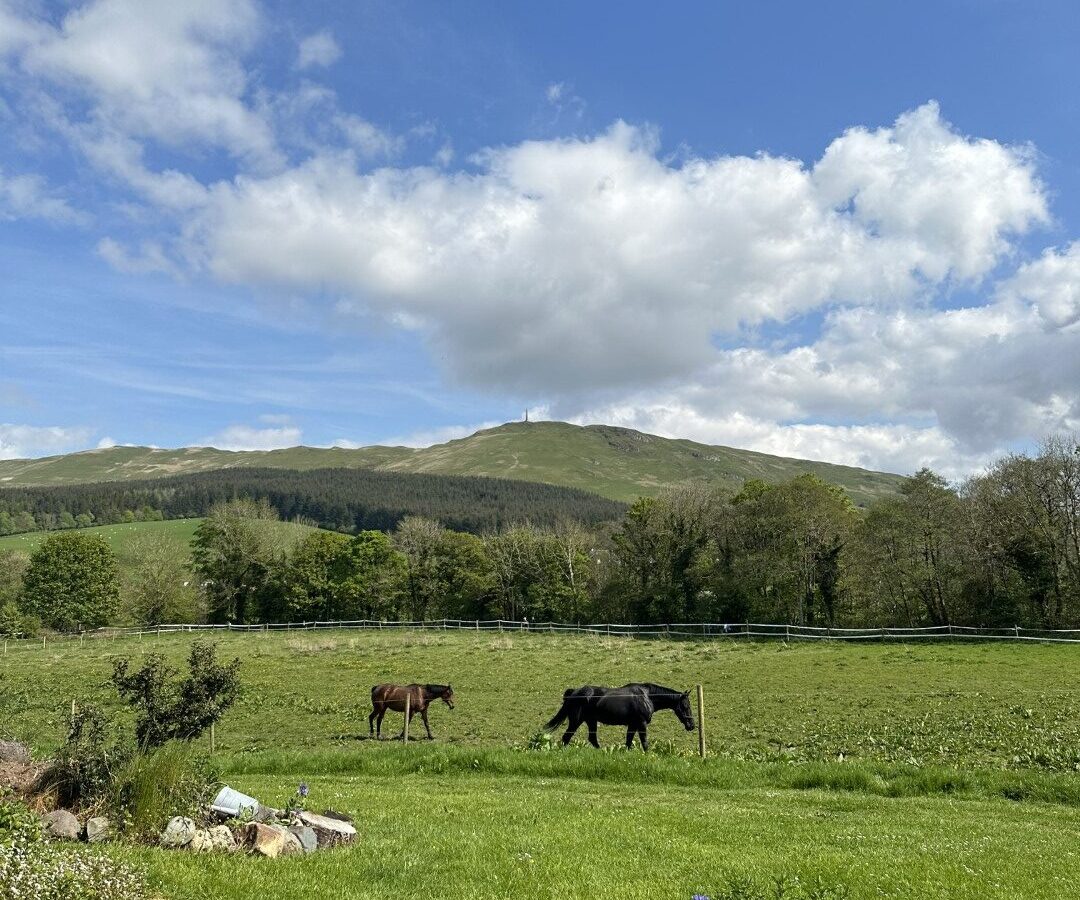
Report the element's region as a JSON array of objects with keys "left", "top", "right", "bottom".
[{"left": 543, "top": 683, "right": 695, "bottom": 751}]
